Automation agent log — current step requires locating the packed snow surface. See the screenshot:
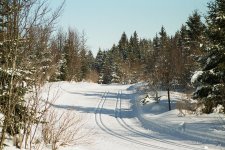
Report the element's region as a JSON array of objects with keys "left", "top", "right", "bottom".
[{"left": 5, "top": 82, "right": 225, "bottom": 150}]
